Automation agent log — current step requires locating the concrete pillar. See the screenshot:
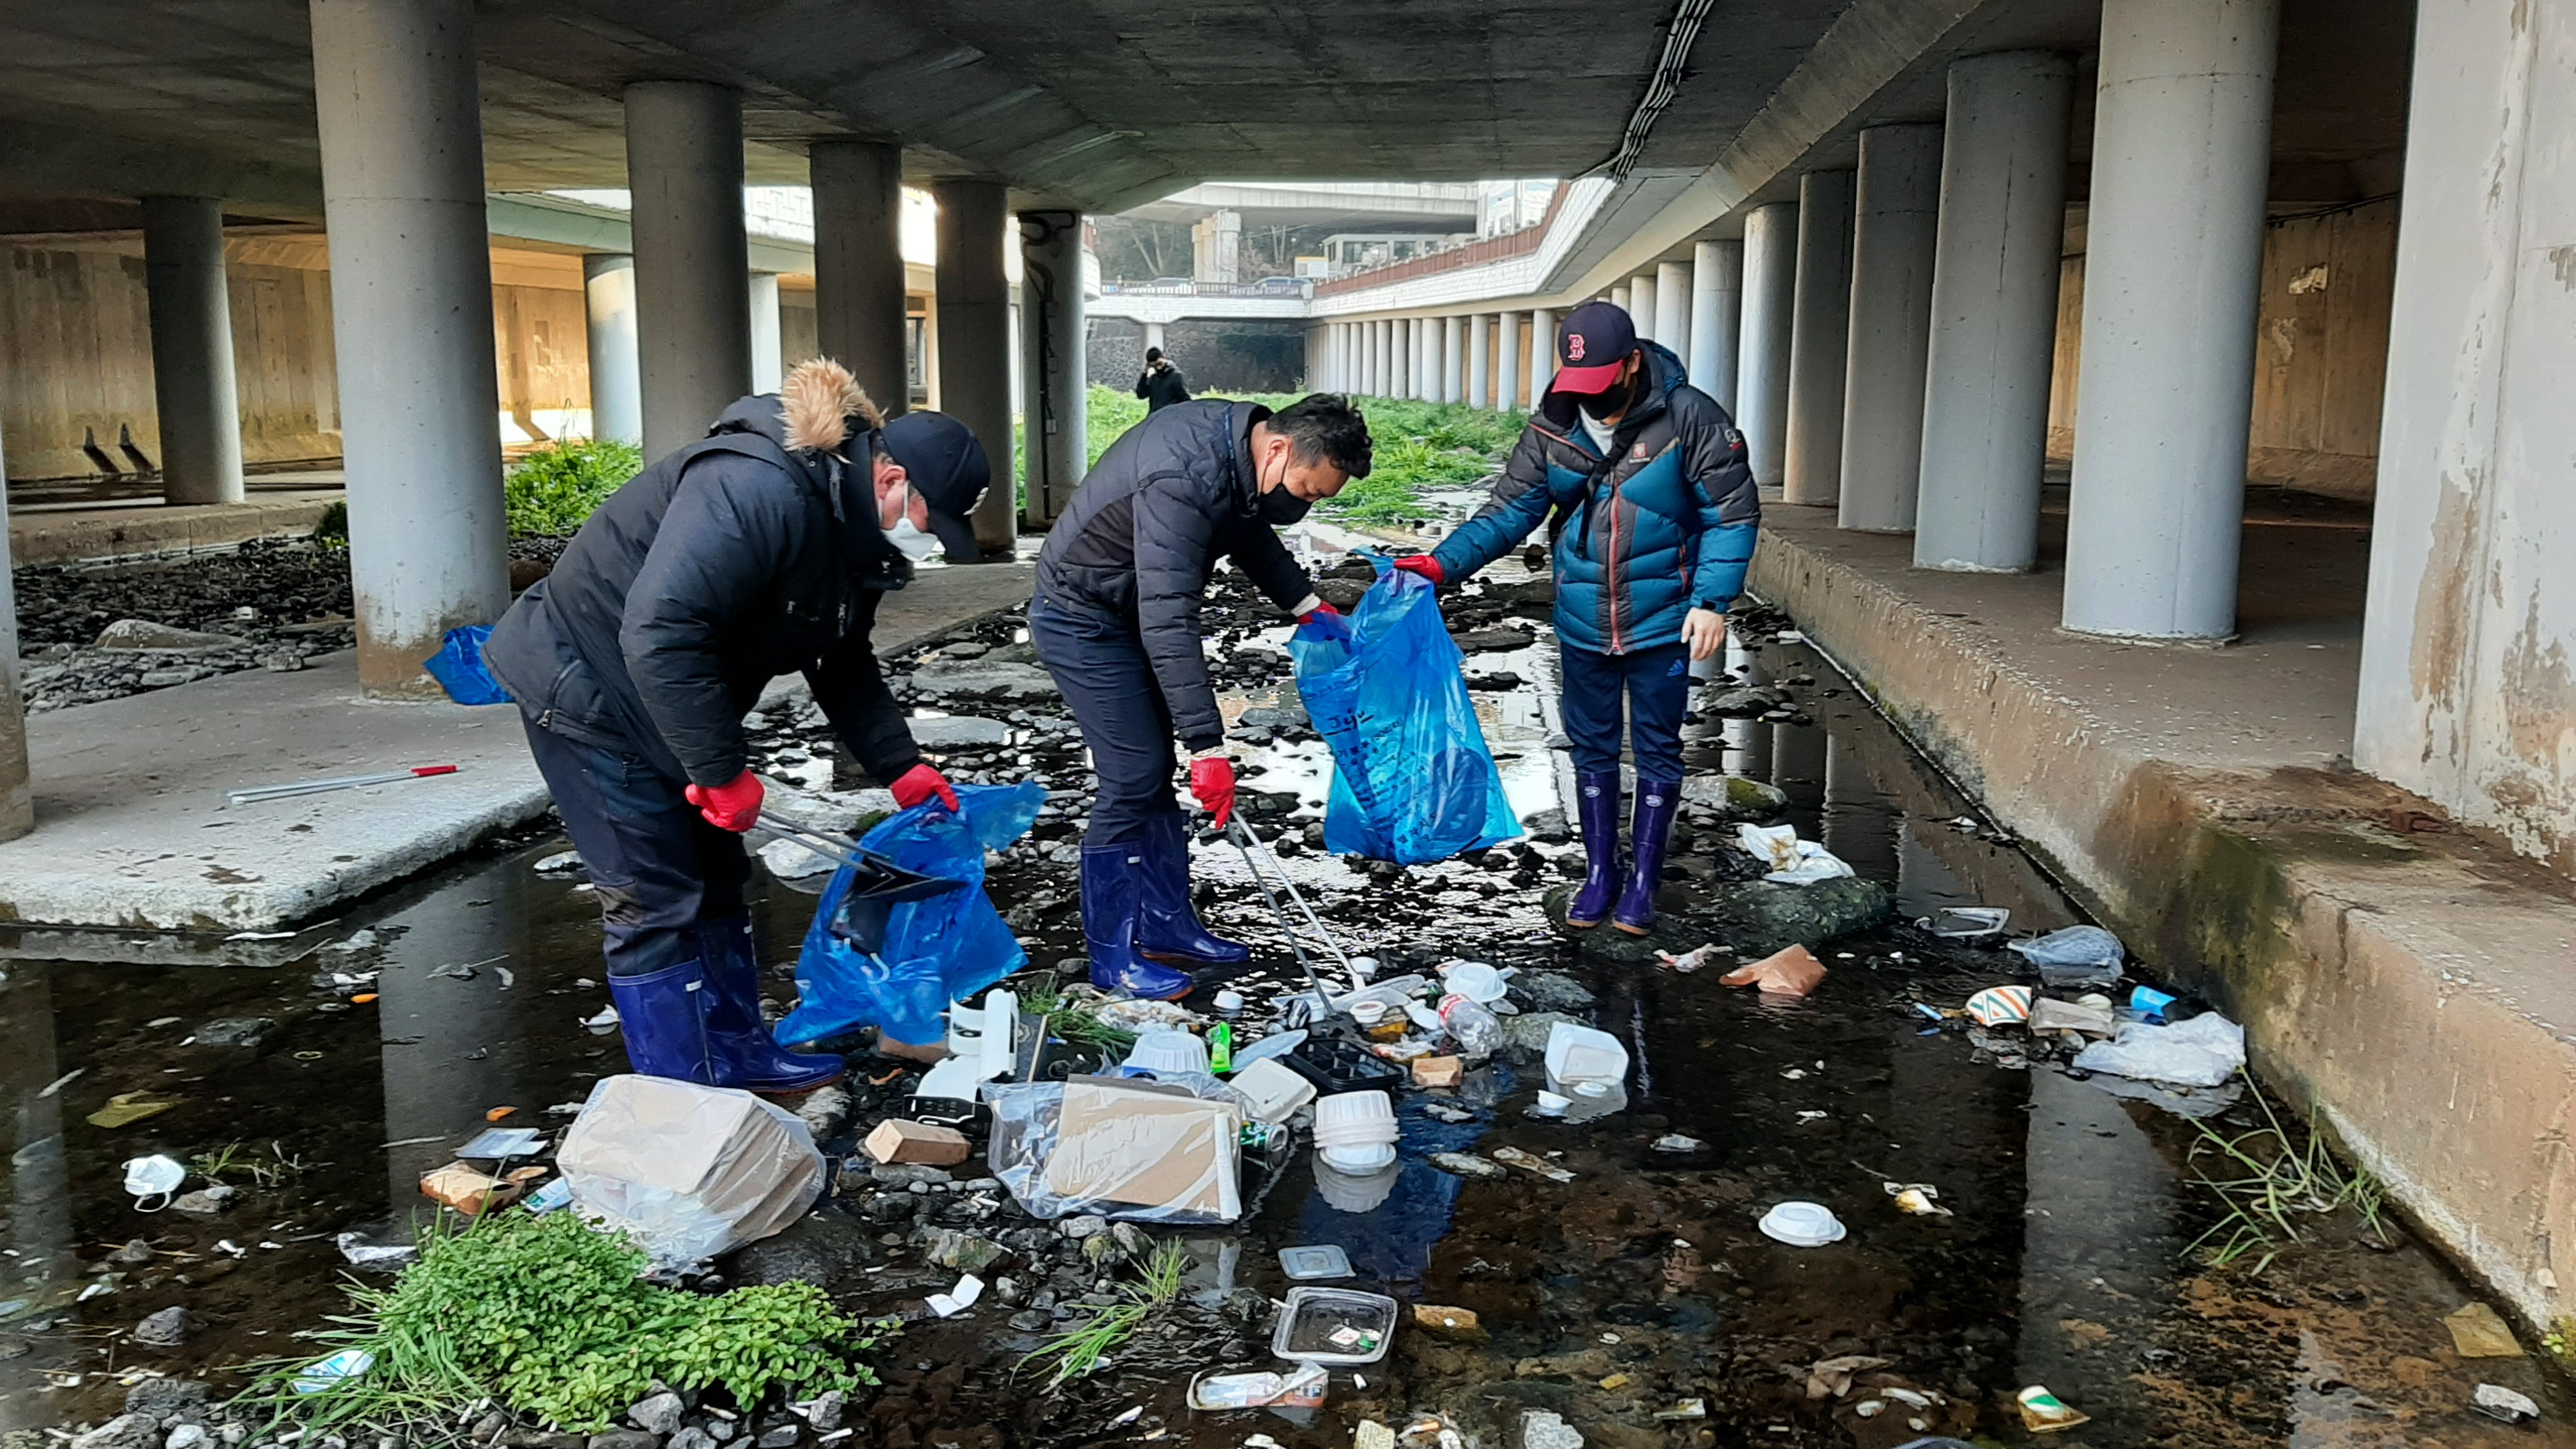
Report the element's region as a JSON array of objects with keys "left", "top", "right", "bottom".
[
  {"left": 934, "top": 178, "right": 1015, "bottom": 553},
  {"left": 1441, "top": 316, "right": 1464, "bottom": 404},
  {"left": 1496, "top": 310, "right": 1522, "bottom": 411},
  {"left": 1783, "top": 171, "right": 1857, "bottom": 505},
  {"left": 1418, "top": 318, "right": 1436, "bottom": 401},
  {"left": 1529, "top": 307, "right": 1554, "bottom": 401},
  {"left": 1628, "top": 272, "right": 1655, "bottom": 337},
  {"left": 1611, "top": 284, "right": 1631, "bottom": 313},
  {"left": 1914, "top": 52, "right": 2078, "bottom": 572},
  {"left": 1143, "top": 320, "right": 1166, "bottom": 353},
  {"left": 1016, "top": 210, "right": 1087, "bottom": 528},
  {"left": 810, "top": 139, "right": 908, "bottom": 416},
  {"left": 2062, "top": 0, "right": 2279, "bottom": 639},
  {"left": 581, "top": 254, "right": 643, "bottom": 445},
  {"left": 1737, "top": 202, "right": 1799, "bottom": 486},
  {"left": 139, "top": 196, "right": 245, "bottom": 505},
  {"left": 1836, "top": 125, "right": 1944, "bottom": 533},
  {"left": 1372, "top": 319, "right": 1388, "bottom": 395},
  {"left": 747, "top": 273, "right": 783, "bottom": 394},
  {"left": 1467, "top": 314, "right": 1491, "bottom": 409},
  {"left": 625, "top": 81, "right": 753, "bottom": 460},
  {"left": 1655, "top": 259, "right": 1691, "bottom": 368},
  {"left": 1689, "top": 239, "right": 1743, "bottom": 411},
  {"left": 1388, "top": 319, "right": 1405, "bottom": 397},
  {"left": 0, "top": 454, "right": 27, "bottom": 841},
  {"left": 309, "top": 0, "right": 509, "bottom": 696}
]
